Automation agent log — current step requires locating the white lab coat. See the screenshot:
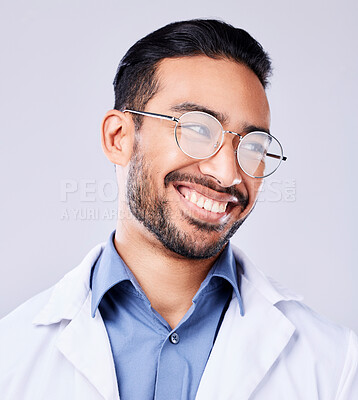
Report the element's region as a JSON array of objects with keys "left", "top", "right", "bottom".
[{"left": 0, "top": 244, "right": 357, "bottom": 400}]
